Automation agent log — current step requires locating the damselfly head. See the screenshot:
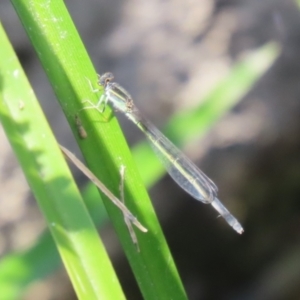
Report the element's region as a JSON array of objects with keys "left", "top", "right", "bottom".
[{"left": 99, "top": 72, "right": 114, "bottom": 87}]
